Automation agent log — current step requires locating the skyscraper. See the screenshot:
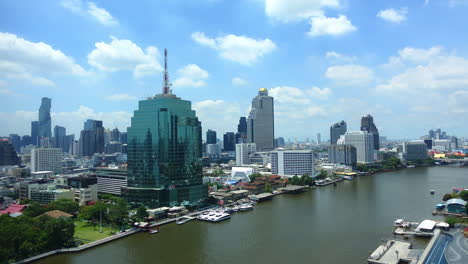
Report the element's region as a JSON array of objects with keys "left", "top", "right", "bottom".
[
  {"left": 360, "top": 114, "right": 379, "bottom": 150},
  {"left": 38, "top": 97, "right": 52, "bottom": 140},
  {"left": 111, "top": 128, "right": 121, "bottom": 142},
  {"left": 31, "top": 148, "right": 62, "bottom": 173},
  {"left": 206, "top": 129, "right": 217, "bottom": 144},
  {"left": 328, "top": 144, "right": 357, "bottom": 168},
  {"left": 237, "top": 117, "right": 247, "bottom": 142},
  {"left": 79, "top": 130, "right": 95, "bottom": 157},
  {"left": 0, "top": 139, "right": 20, "bottom": 166},
  {"left": 247, "top": 88, "right": 274, "bottom": 151},
  {"left": 123, "top": 49, "right": 207, "bottom": 208},
  {"left": 330, "top": 120, "right": 347, "bottom": 145},
  {"left": 342, "top": 131, "right": 374, "bottom": 164},
  {"left": 8, "top": 134, "right": 21, "bottom": 153},
  {"left": 31, "top": 121, "right": 39, "bottom": 146},
  {"left": 80, "top": 119, "right": 105, "bottom": 155},
  {"left": 223, "top": 132, "right": 236, "bottom": 151},
  {"left": 54, "top": 125, "right": 66, "bottom": 152},
  {"left": 317, "top": 133, "right": 321, "bottom": 145}
]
